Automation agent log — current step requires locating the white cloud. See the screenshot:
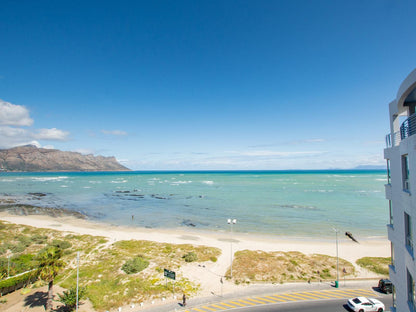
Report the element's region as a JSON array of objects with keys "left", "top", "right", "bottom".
[
  {"left": 34, "top": 128, "right": 69, "bottom": 140},
  {"left": 0, "top": 100, "right": 70, "bottom": 149},
  {"left": 0, "top": 100, "right": 33, "bottom": 126},
  {"left": 74, "top": 148, "right": 95, "bottom": 155},
  {"left": 236, "top": 150, "right": 326, "bottom": 157},
  {"left": 101, "top": 129, "right": 128, "bottom": 136}
]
